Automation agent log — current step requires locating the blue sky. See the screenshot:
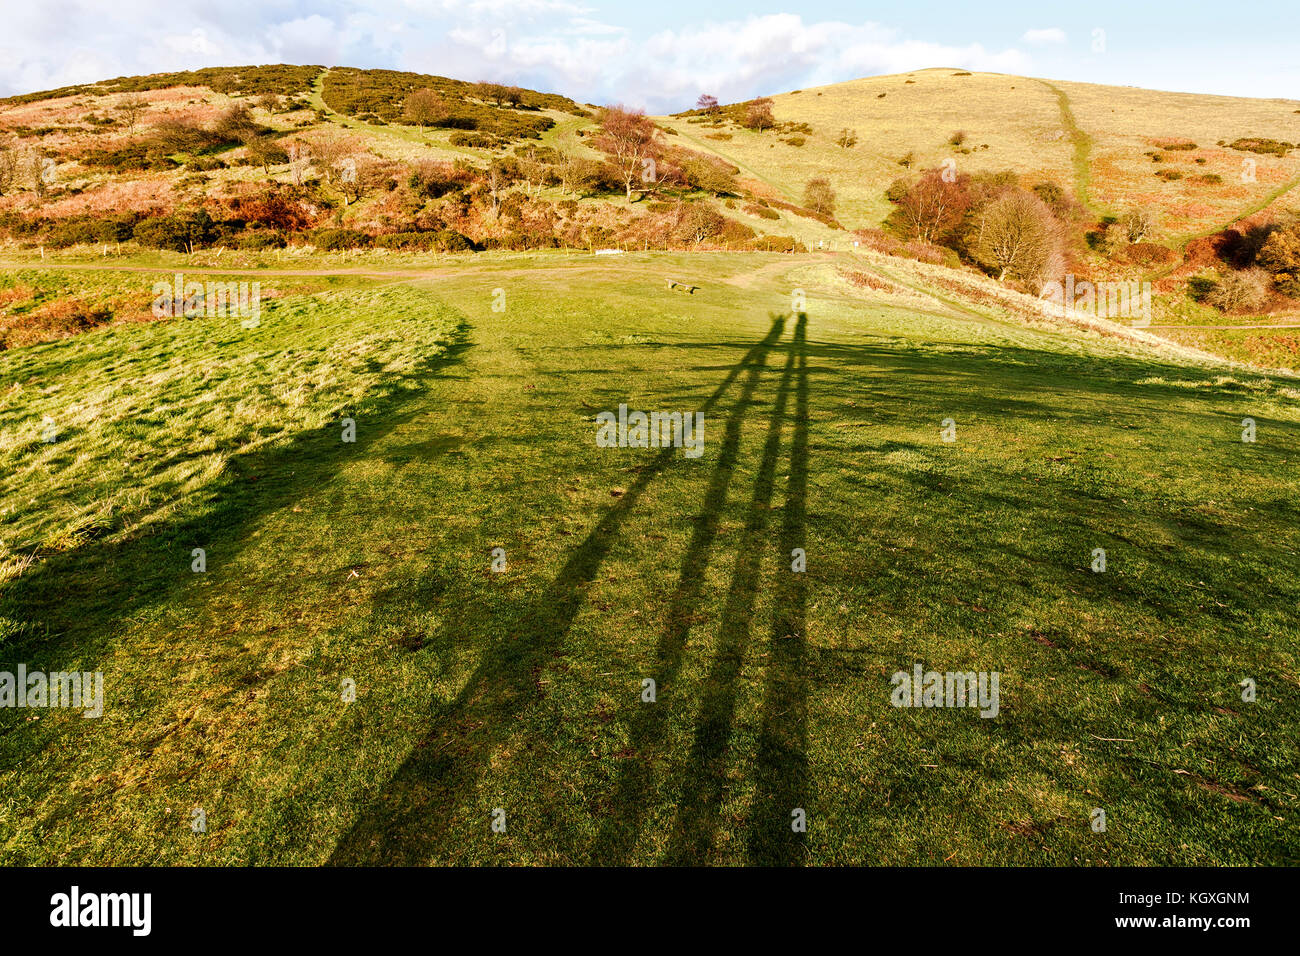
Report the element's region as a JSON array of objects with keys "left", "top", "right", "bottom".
[{"left": 2, "top": 1, "right": 1296, "bottom": 111}]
